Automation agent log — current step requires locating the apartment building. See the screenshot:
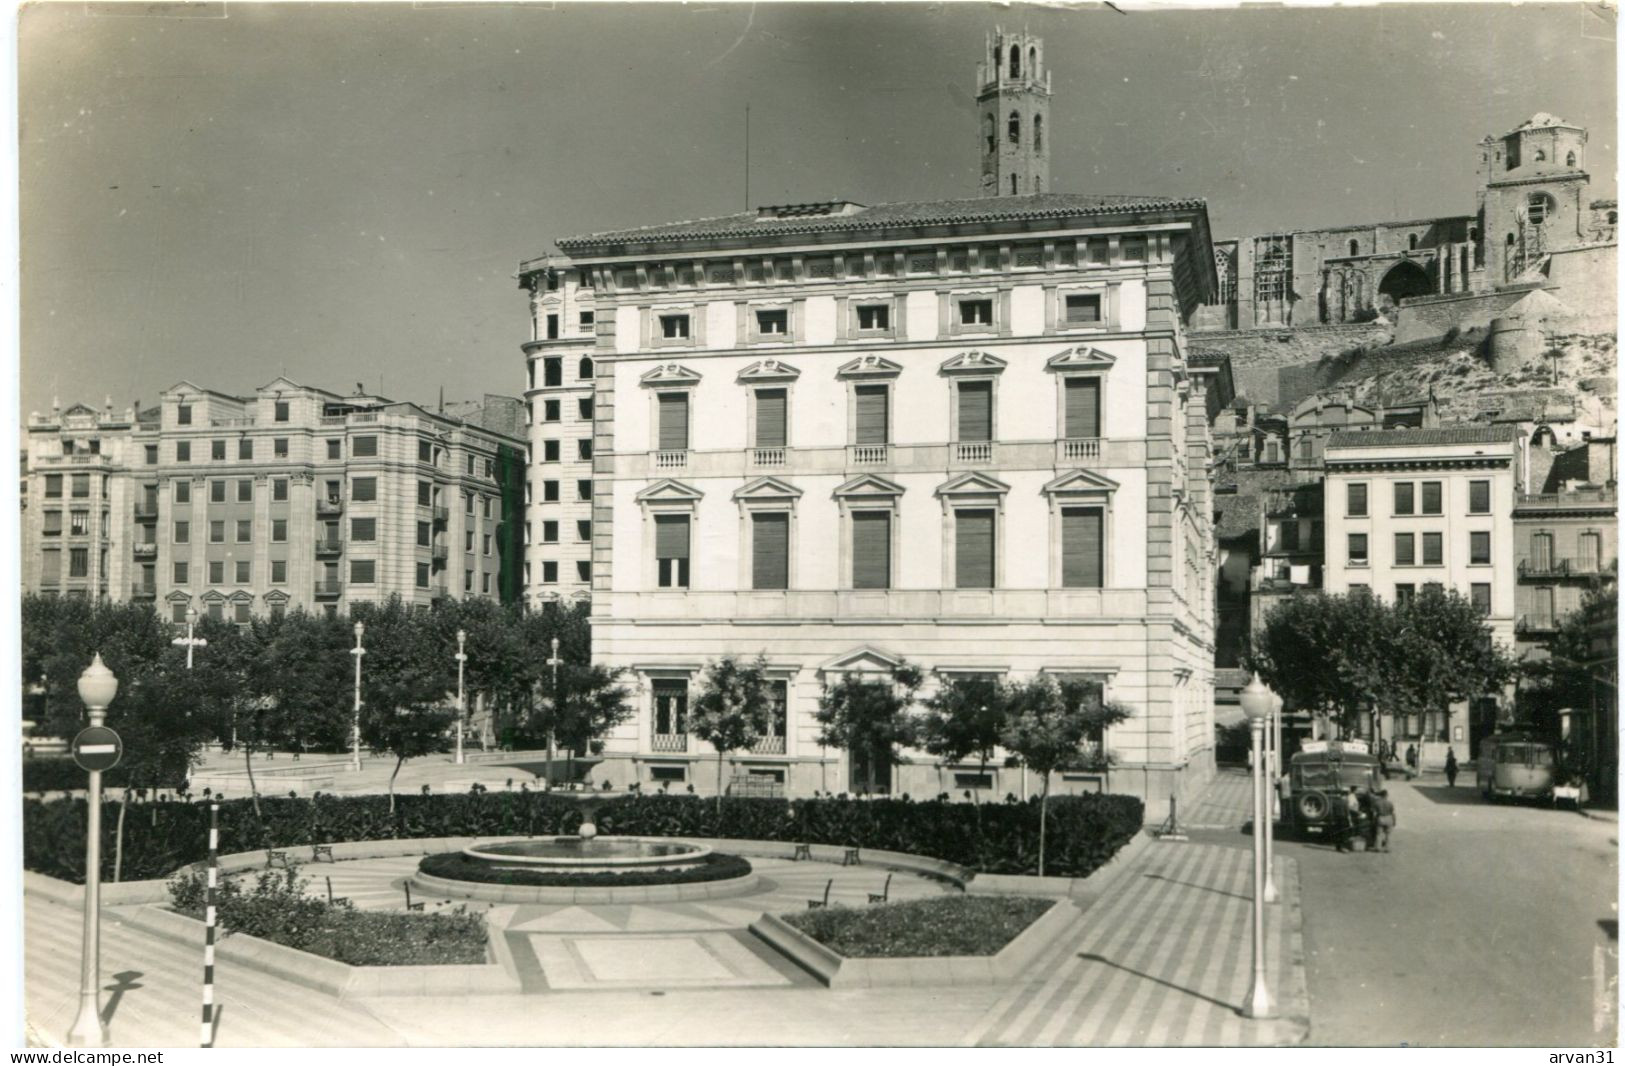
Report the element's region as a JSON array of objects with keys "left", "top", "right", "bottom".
[
  {"left": 1513, "top": 435, "right": 1617, "bottom": 657},
  {"left": 22, "top": 379, "right": 526, "bottom": 619},
  {"left": 1322, "top": 425, "right": 1520, "bottom": 752}
]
